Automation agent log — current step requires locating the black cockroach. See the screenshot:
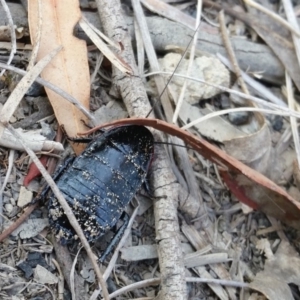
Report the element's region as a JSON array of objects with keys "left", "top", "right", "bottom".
[
  {"left": 32, "top": 8, "right": 206, "bottom": 262},
  {"left": 46, "top": 125, "right": 154, "bottom": 261}
]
